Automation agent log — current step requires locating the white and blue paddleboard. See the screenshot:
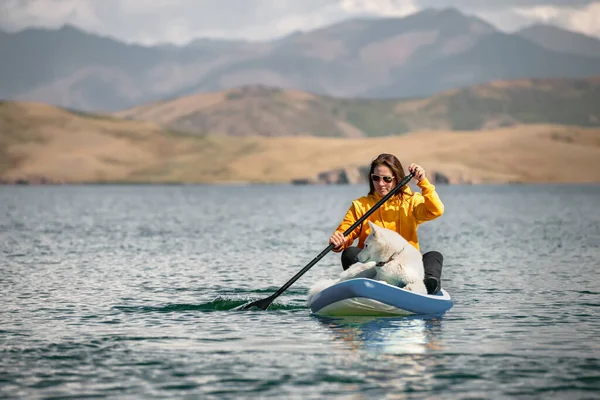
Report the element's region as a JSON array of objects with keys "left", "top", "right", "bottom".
[{"left": 309, "top": 278, "right": 453, "bottom": 317}]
